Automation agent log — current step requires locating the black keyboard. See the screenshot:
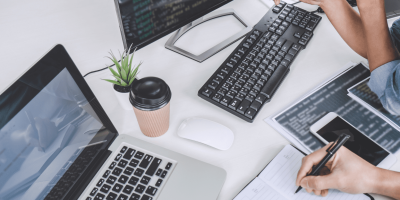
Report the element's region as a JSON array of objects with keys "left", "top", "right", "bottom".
[{"left": 198, "top": 2, "right": 322, "bottom": 122}]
